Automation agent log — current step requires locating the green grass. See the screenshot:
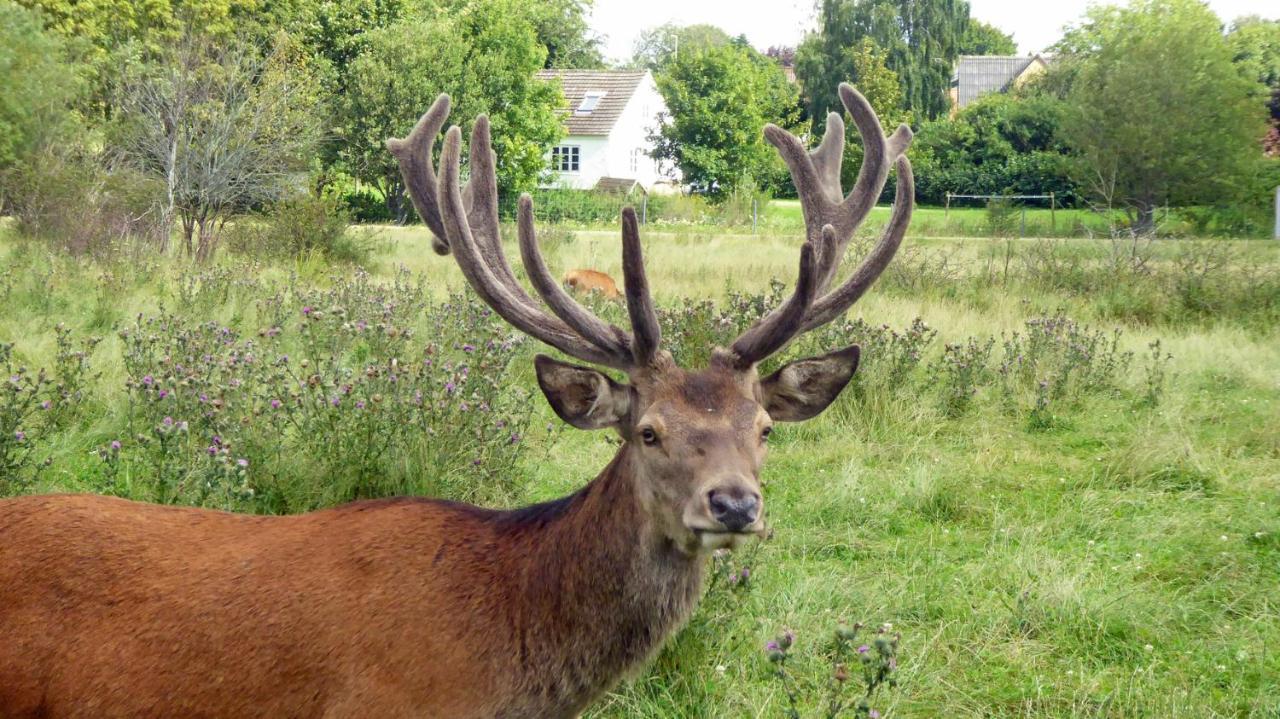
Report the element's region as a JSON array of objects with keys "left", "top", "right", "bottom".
[{"left": 2, "top": 224, "right": 1279, "bottom": 717}]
